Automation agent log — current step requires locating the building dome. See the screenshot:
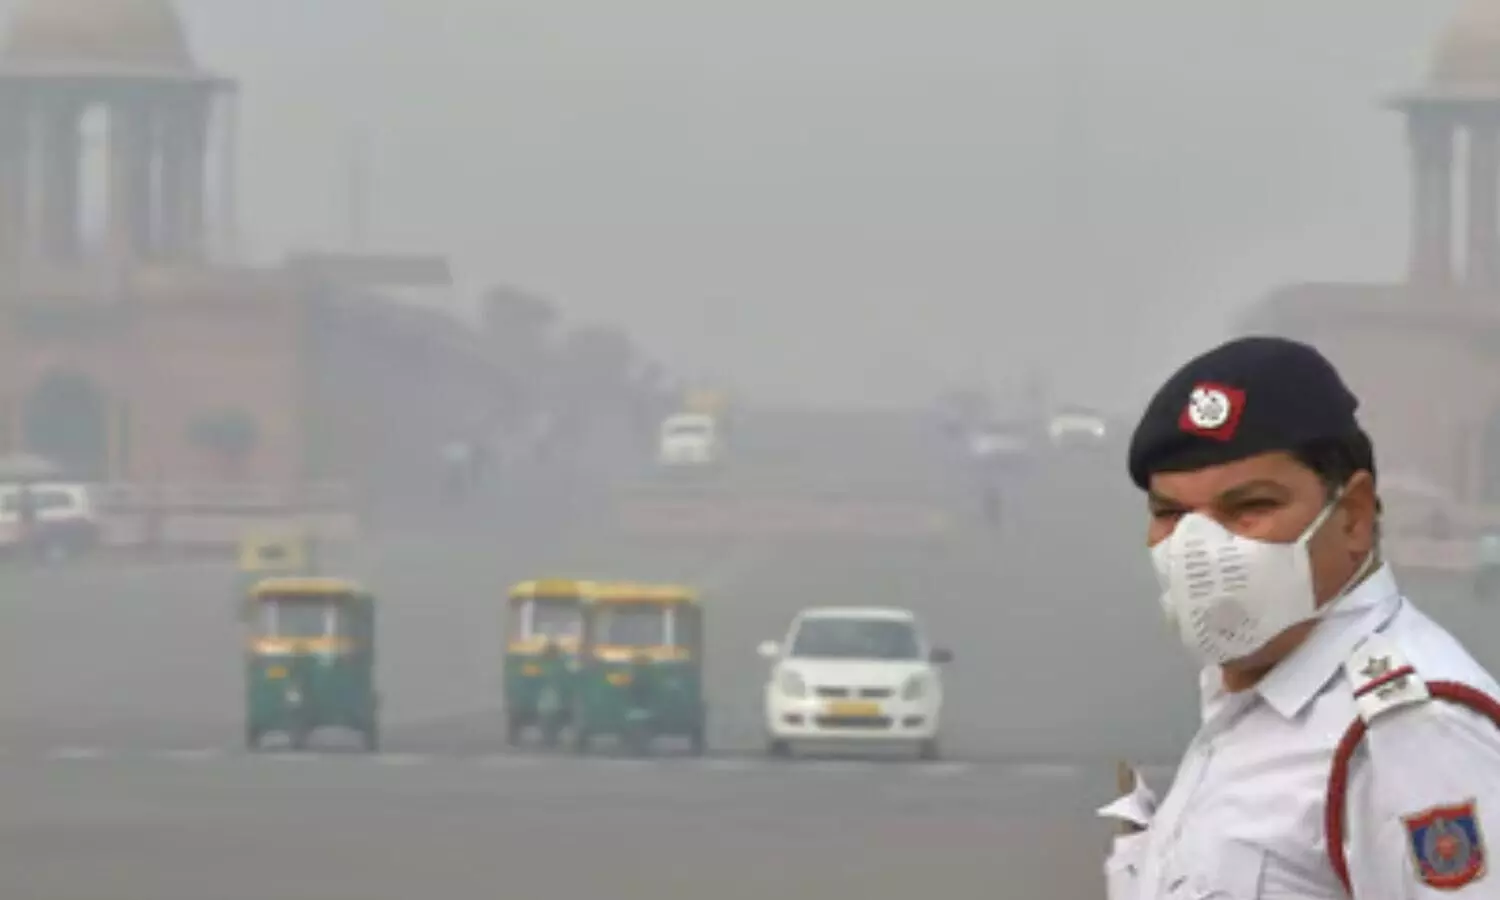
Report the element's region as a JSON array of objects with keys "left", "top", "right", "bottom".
[
  {"left": 1431, "top": 0, "right": 1500, "bottom": 92},
  {"left": 2, "top": 0, "right": 193, "bottom": 73}
]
